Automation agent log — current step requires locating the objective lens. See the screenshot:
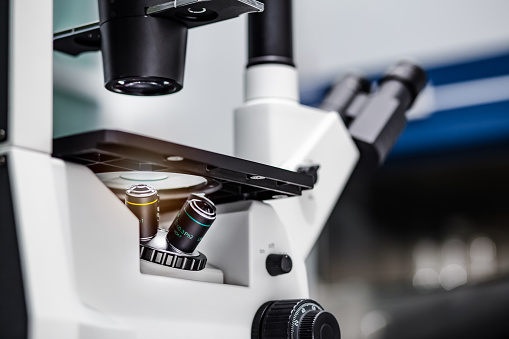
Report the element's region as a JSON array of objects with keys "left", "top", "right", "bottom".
[
  {"left": 125, "top": 184, "right": 159, "bottom": 240},
  {"left": 166, "top": 193, "right": 216, "bottom": 254}
]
